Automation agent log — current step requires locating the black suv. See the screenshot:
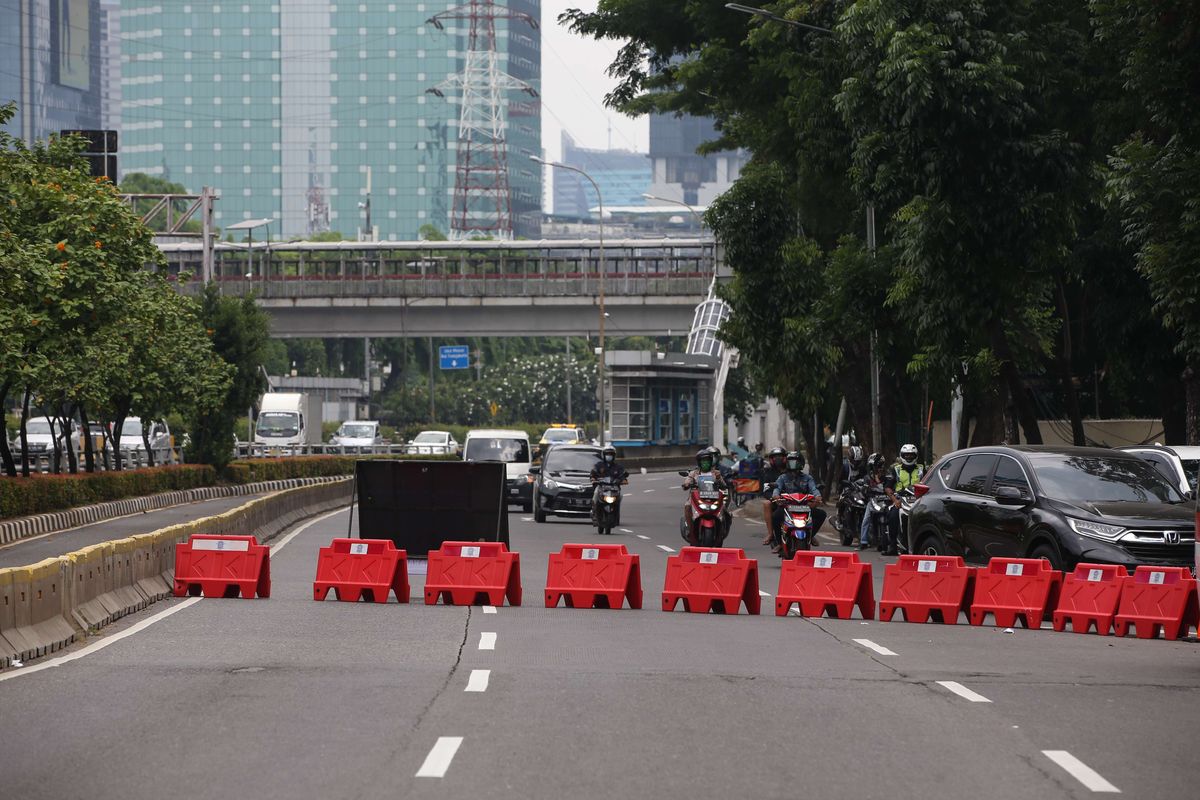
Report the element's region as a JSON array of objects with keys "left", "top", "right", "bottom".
[
  {"left": 531, "top": 444, "right": 603, "bottom": 523},
  {"left": 906, "top": 445, "right": 1196, "bottom": 573}
]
